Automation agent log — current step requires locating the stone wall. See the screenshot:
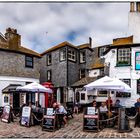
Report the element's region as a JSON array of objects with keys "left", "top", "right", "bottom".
[{"left": 0, "top": 51, "right": 40, "bottom": 79}]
